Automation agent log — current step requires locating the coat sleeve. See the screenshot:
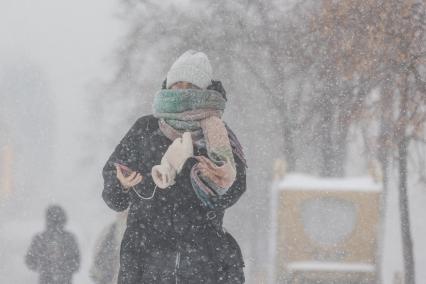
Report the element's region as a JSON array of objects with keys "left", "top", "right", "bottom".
[
  {"left": 102, "top": 118, "right": 145, "bottom": 212},
  {"left": 25, "top": 234, "right": 43, "bottom": 271},
  {"left": 208, "top": 153, "right": 246, "bottom": 210}
]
